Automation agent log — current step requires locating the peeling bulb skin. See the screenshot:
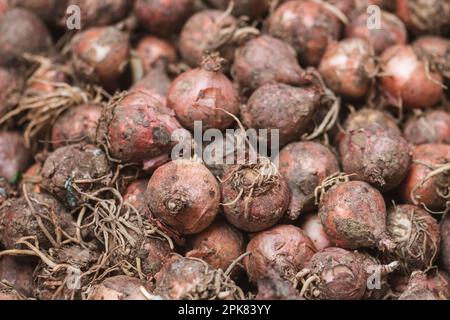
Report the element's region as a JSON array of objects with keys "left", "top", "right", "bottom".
[{"left": 167, "top": 55, "right": 240, "bottom": 131}]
